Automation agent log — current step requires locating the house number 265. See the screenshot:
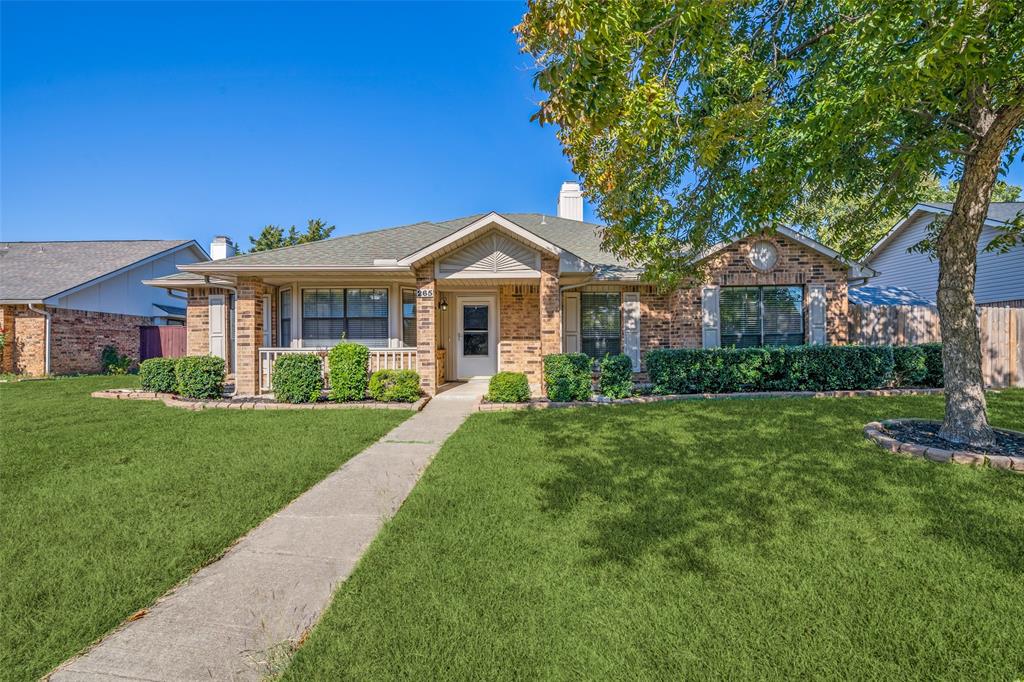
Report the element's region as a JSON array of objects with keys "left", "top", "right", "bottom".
[{"left": 415, "top": 289, "right": 434, "bottom": 299}]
